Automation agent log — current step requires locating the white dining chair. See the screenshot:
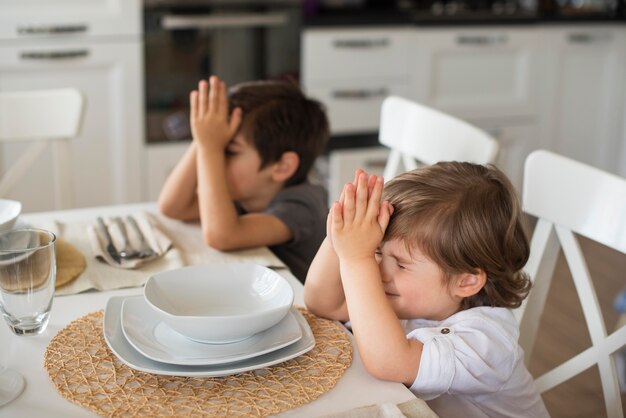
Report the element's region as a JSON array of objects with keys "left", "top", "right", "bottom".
[
  {"left": 0, "top": 88, "right": 85, "bottom": 209},
  {"left": 517, "top": 149, "right": 626, "bottom": 418},
  {"left": 378, "top": 95, "right": 499, "bottom": 181}
]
